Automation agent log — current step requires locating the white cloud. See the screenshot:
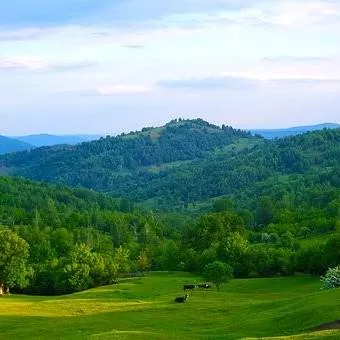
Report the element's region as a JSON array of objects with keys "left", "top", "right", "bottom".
[
  {"left": 145, "top": 0, "right": 340, "bottom": 31},
  {"left": 0, "top": 28, "right": 52, "bottom": 41},
  {"left": 0, "top": 57, "right": 48, "bottom": 70},
  {"left": 158, "top": 76, "right": 257, "bottom": 90},
  {"left": 0, "top": 1, "right": 339, "bottom": 133},
  {"left": 0, "top": 56, "right": 96, "bottom": 71},
  {"left": 220, "top": 55, "right": 340, "bottom": 81},
  {"left": 267, "top": 1, "right": 340, "bottom": 27},
  {"left": 96, "top": 84, "right": 151, "bottom": 95}
]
